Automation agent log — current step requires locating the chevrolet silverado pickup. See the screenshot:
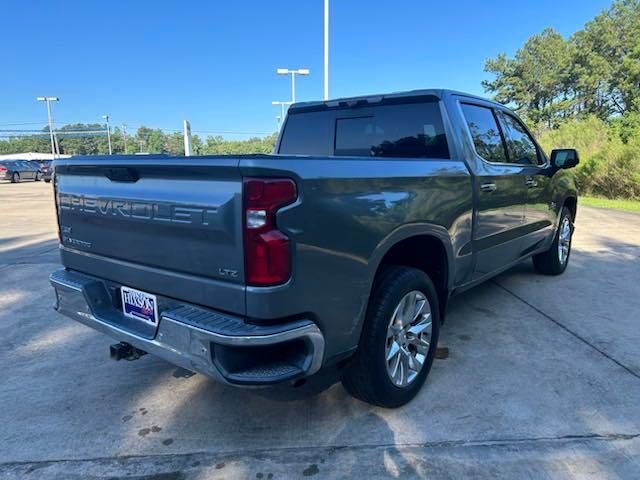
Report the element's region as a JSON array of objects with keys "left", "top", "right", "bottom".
[{"left": 50, "top": 89, "right": 579, "bottom": 407}]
